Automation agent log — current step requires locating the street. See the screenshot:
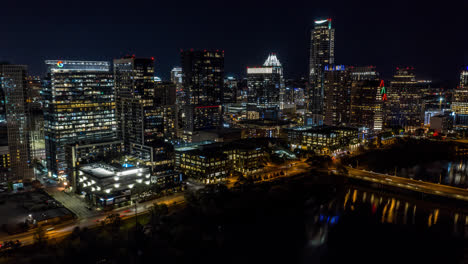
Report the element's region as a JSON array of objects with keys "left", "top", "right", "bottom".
[{"left": 0, "top": 193, "right": 184, "bottom": 246}]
